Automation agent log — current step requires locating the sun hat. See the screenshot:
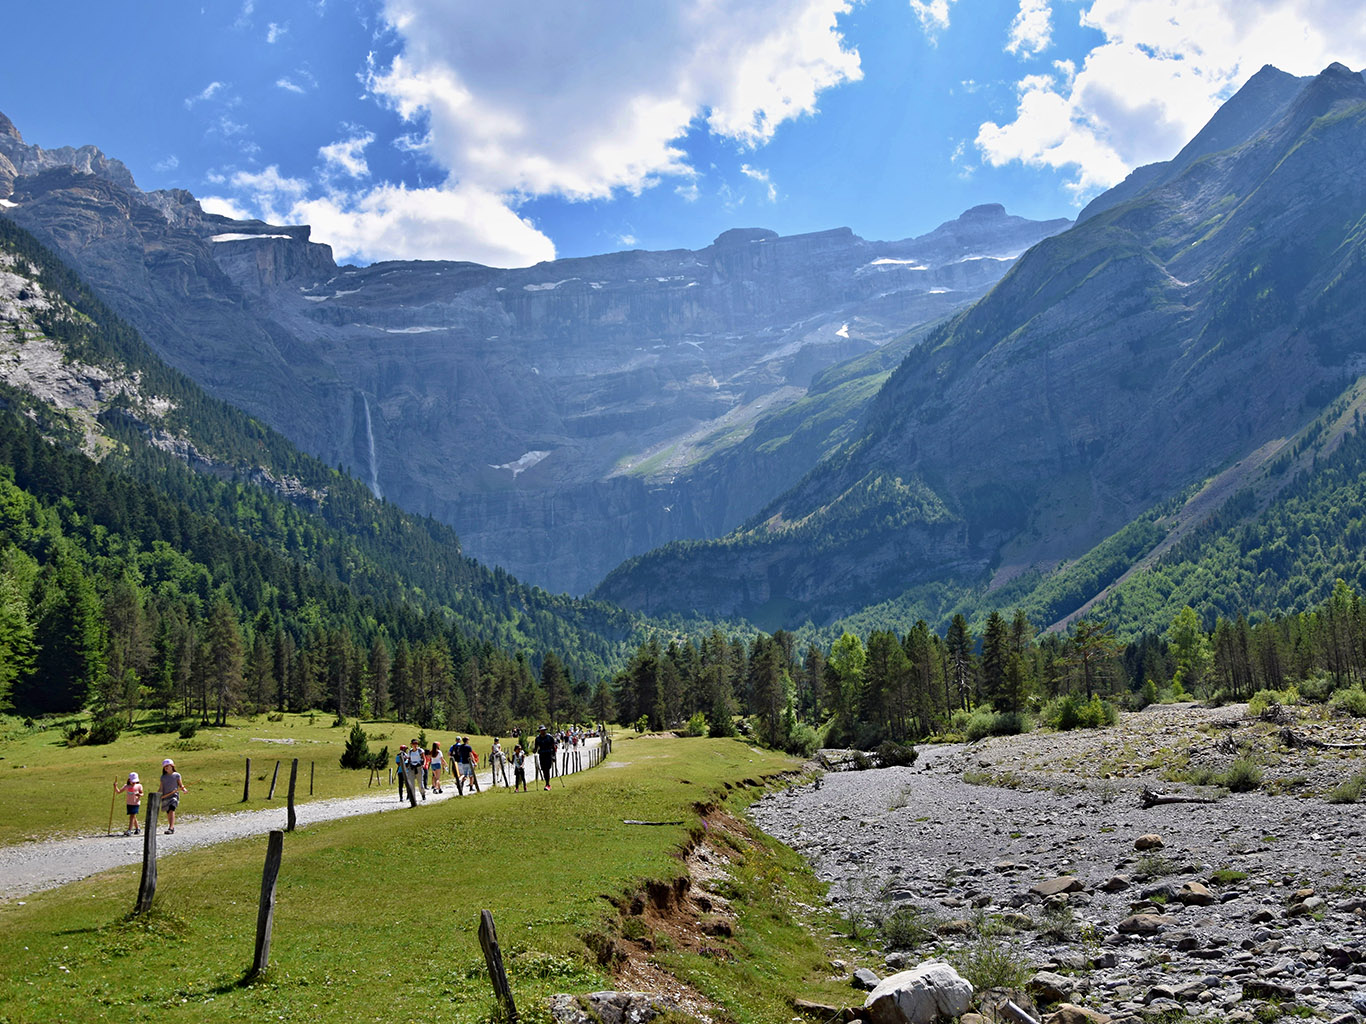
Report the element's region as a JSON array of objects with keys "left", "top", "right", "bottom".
[
  {"left": 128, "top": 772, "right": 139, "bottom": 783},
  {"left": 162, "top": 758, "right": 175, "bottom": 767}
]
